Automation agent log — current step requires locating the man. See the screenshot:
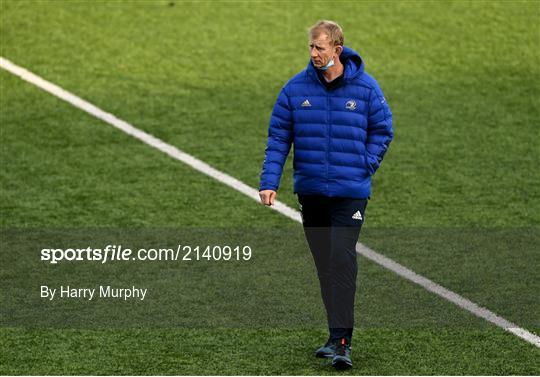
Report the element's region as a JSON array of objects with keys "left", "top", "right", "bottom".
[{"left": 259, "top": 20, "right": 393, "bottom": 369}]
